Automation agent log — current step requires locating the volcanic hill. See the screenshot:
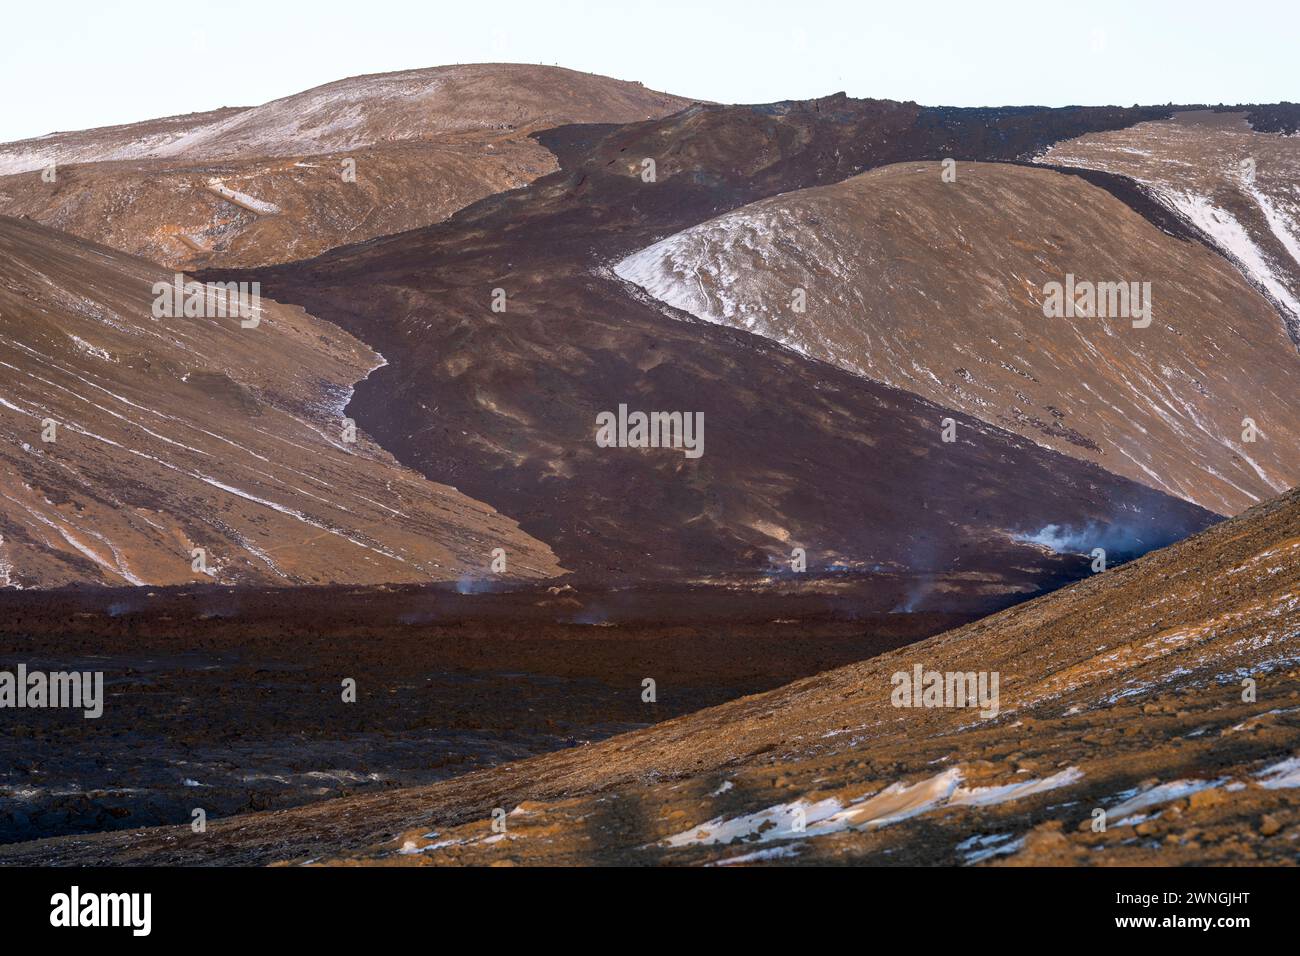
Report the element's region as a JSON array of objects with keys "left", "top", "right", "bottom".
[
  {"left": 0, "top": 215, "right": 561, "bottom": 586},
  {"left": 0, "top": 65, "right": 699, "bottom": 269},
  {"left": 615, "top": 160, "right": 1300, "bottom": 515},
  {"left": 205, "top": 96, "right": 1223, "bottom": 597}
]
